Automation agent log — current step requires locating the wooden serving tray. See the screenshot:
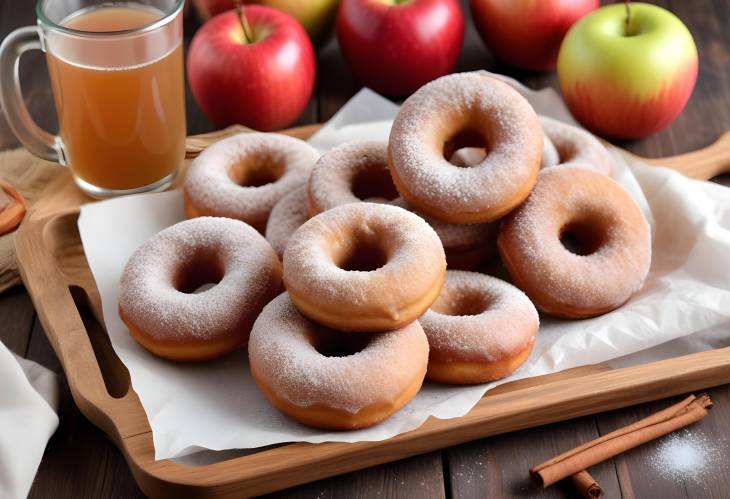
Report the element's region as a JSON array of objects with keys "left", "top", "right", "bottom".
[{"left": 14, "top": 124, "right": 730, "bottom": 498}]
